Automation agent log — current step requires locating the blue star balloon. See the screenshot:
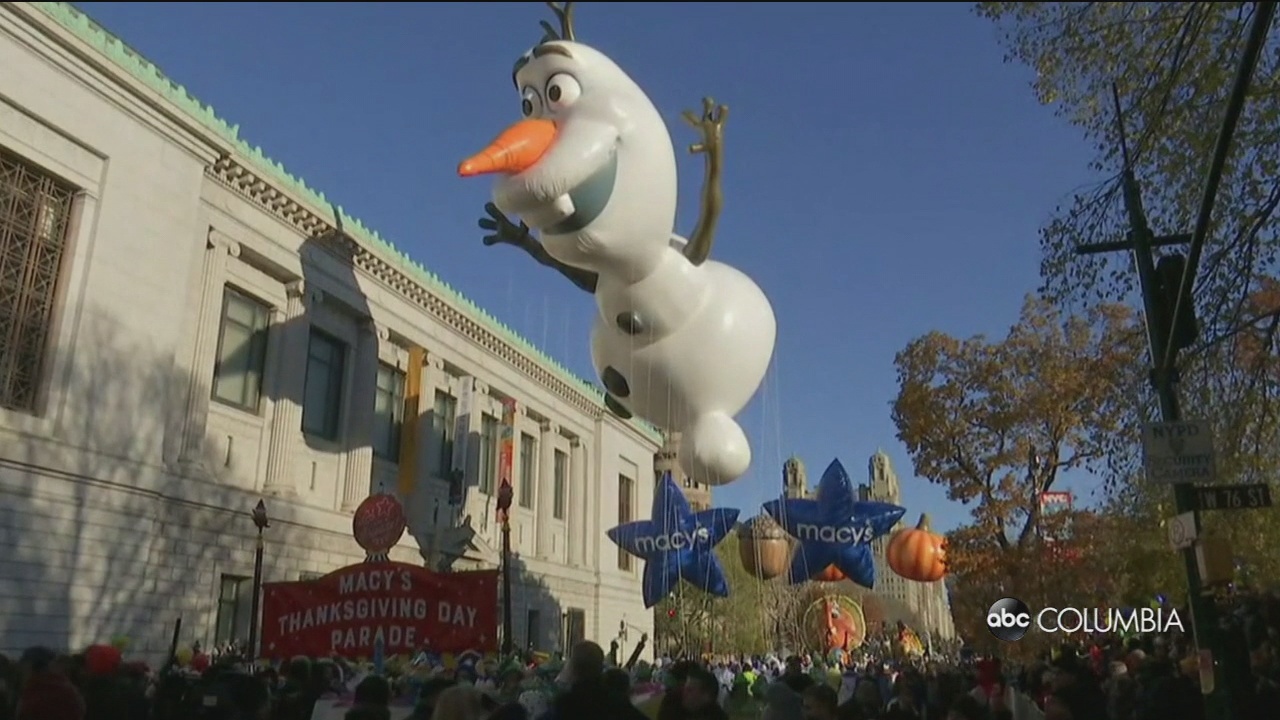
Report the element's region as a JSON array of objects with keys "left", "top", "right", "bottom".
[
  {"left": 763, "top": 458, "right": 905, "bottom": 588},
  {"left": 607, "top": 472, "right": 740, "bottom": 608}
]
